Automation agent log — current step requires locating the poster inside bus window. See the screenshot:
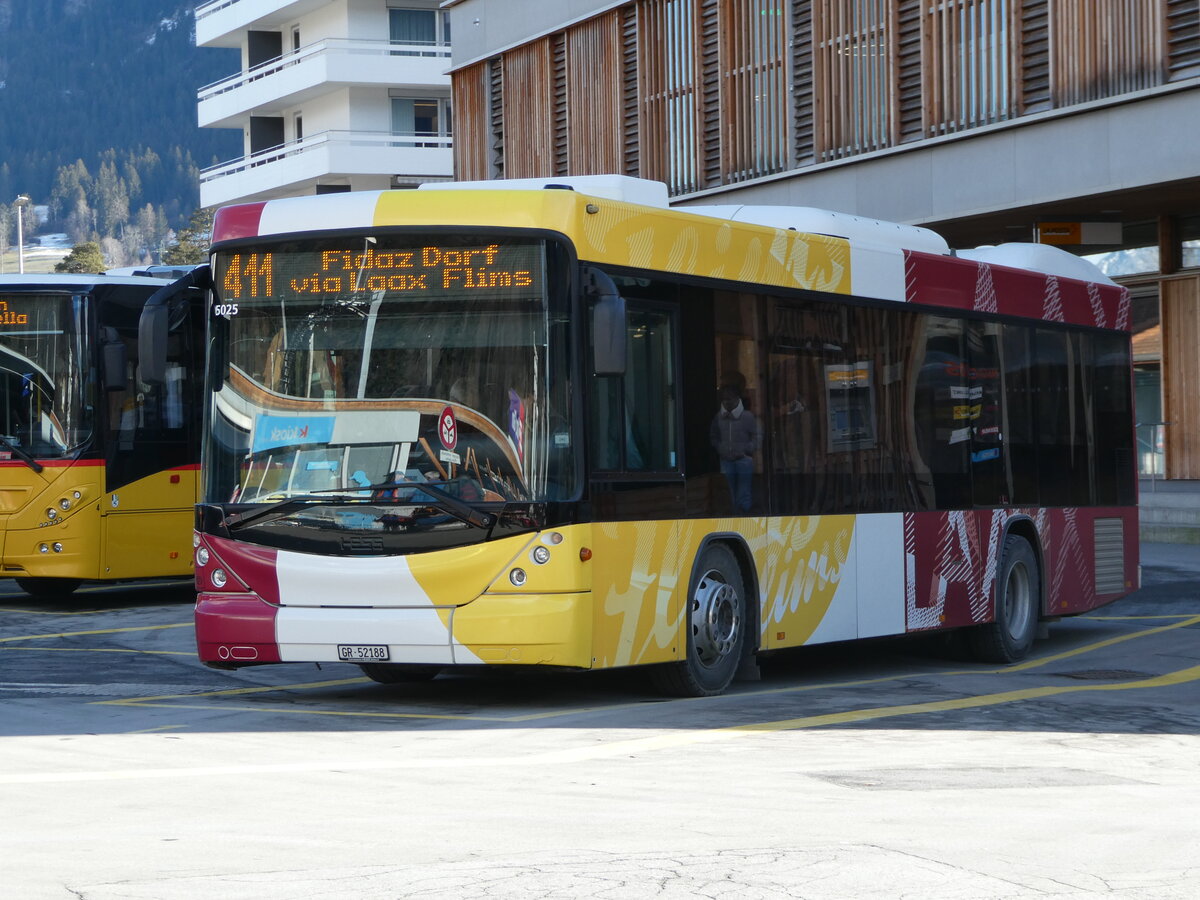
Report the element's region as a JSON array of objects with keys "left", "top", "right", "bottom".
[
  {"left": 217, "top": 241, "right": 545, "bottom": 303},
  {"left": 824, "top": 361, "right": 877, "bottom": 452}
]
